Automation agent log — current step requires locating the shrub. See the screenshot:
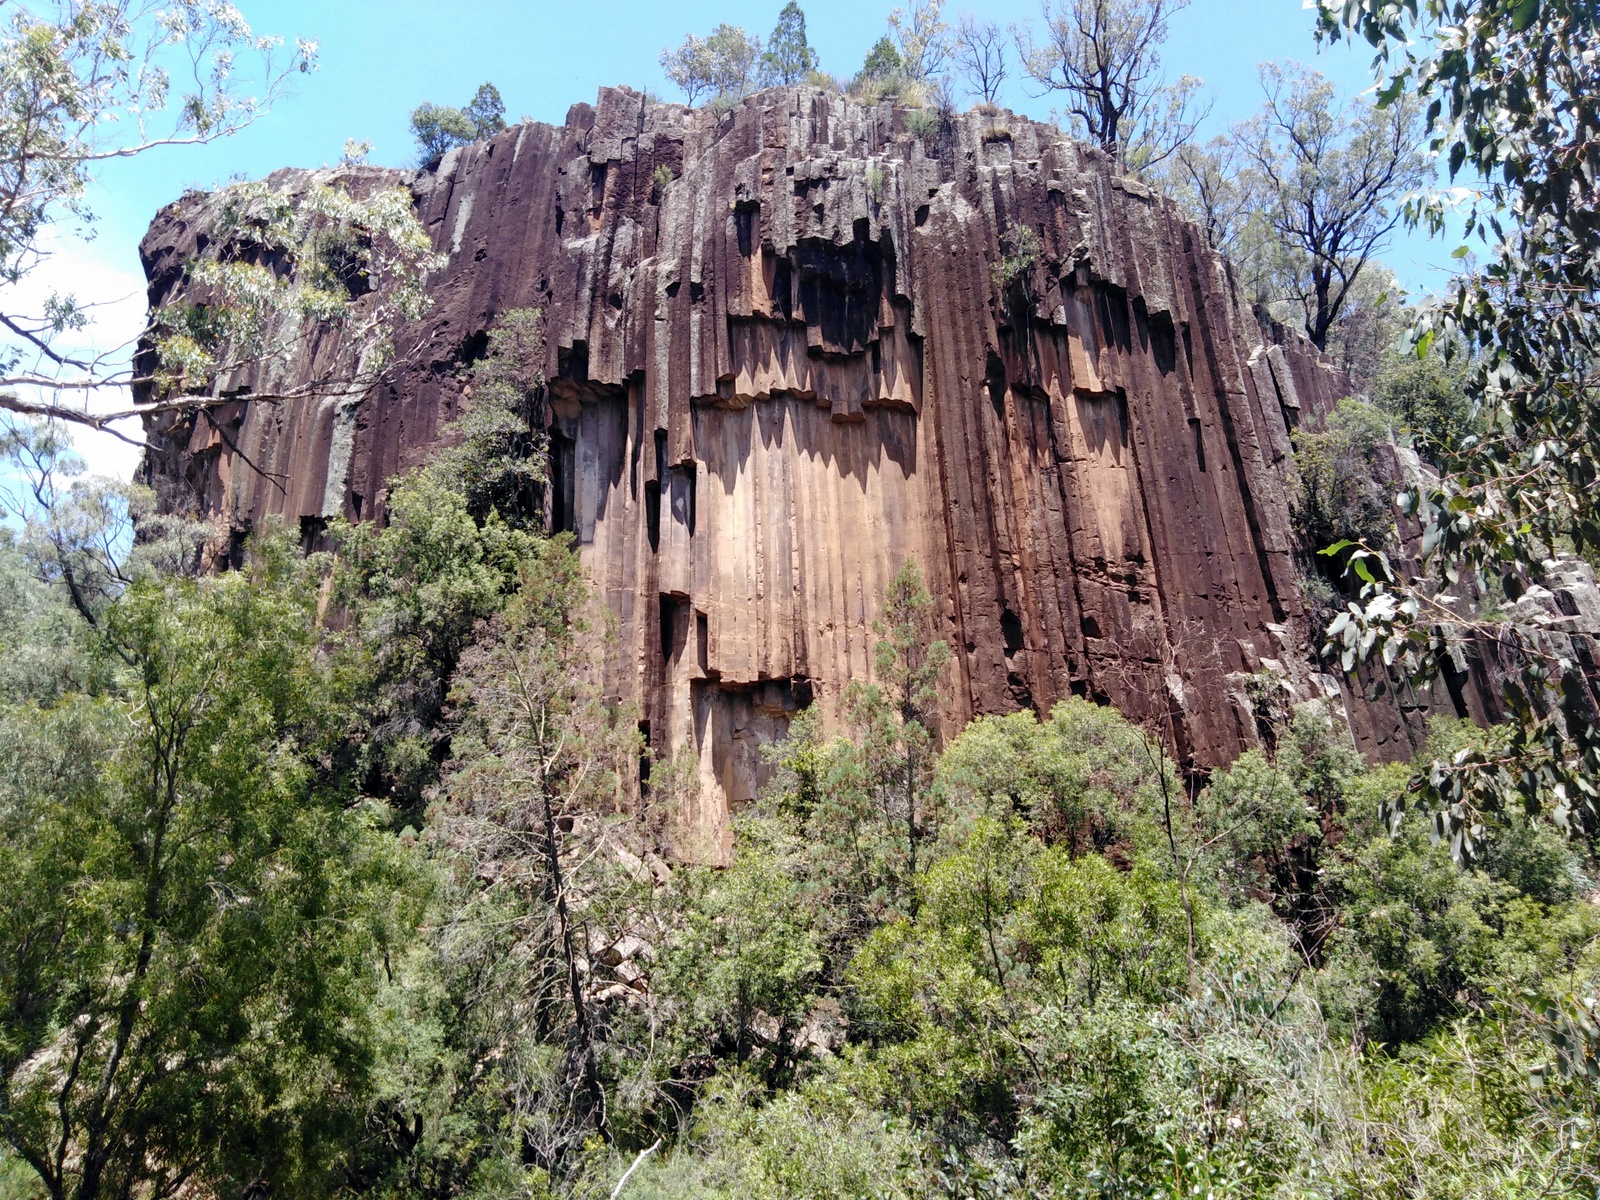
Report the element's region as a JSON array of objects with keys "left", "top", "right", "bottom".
[
  {"left": 990, "top": 223, "right": 1042, "bottom": 291},
  {"left": 1373, "top": 347, "right": 1478, "bottom": 467},
  {"left": 904, "top": 106, "right": 940, "bottom": 142},
  {"left": 1290, "top": 396, "right": 1396, "bottom": 556},
  {"left": 803, "top": 68, "right": 842, "bottom": 93},
  {"left": 1197, "top": 749, "right": 1317, "bottom": 896}
]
